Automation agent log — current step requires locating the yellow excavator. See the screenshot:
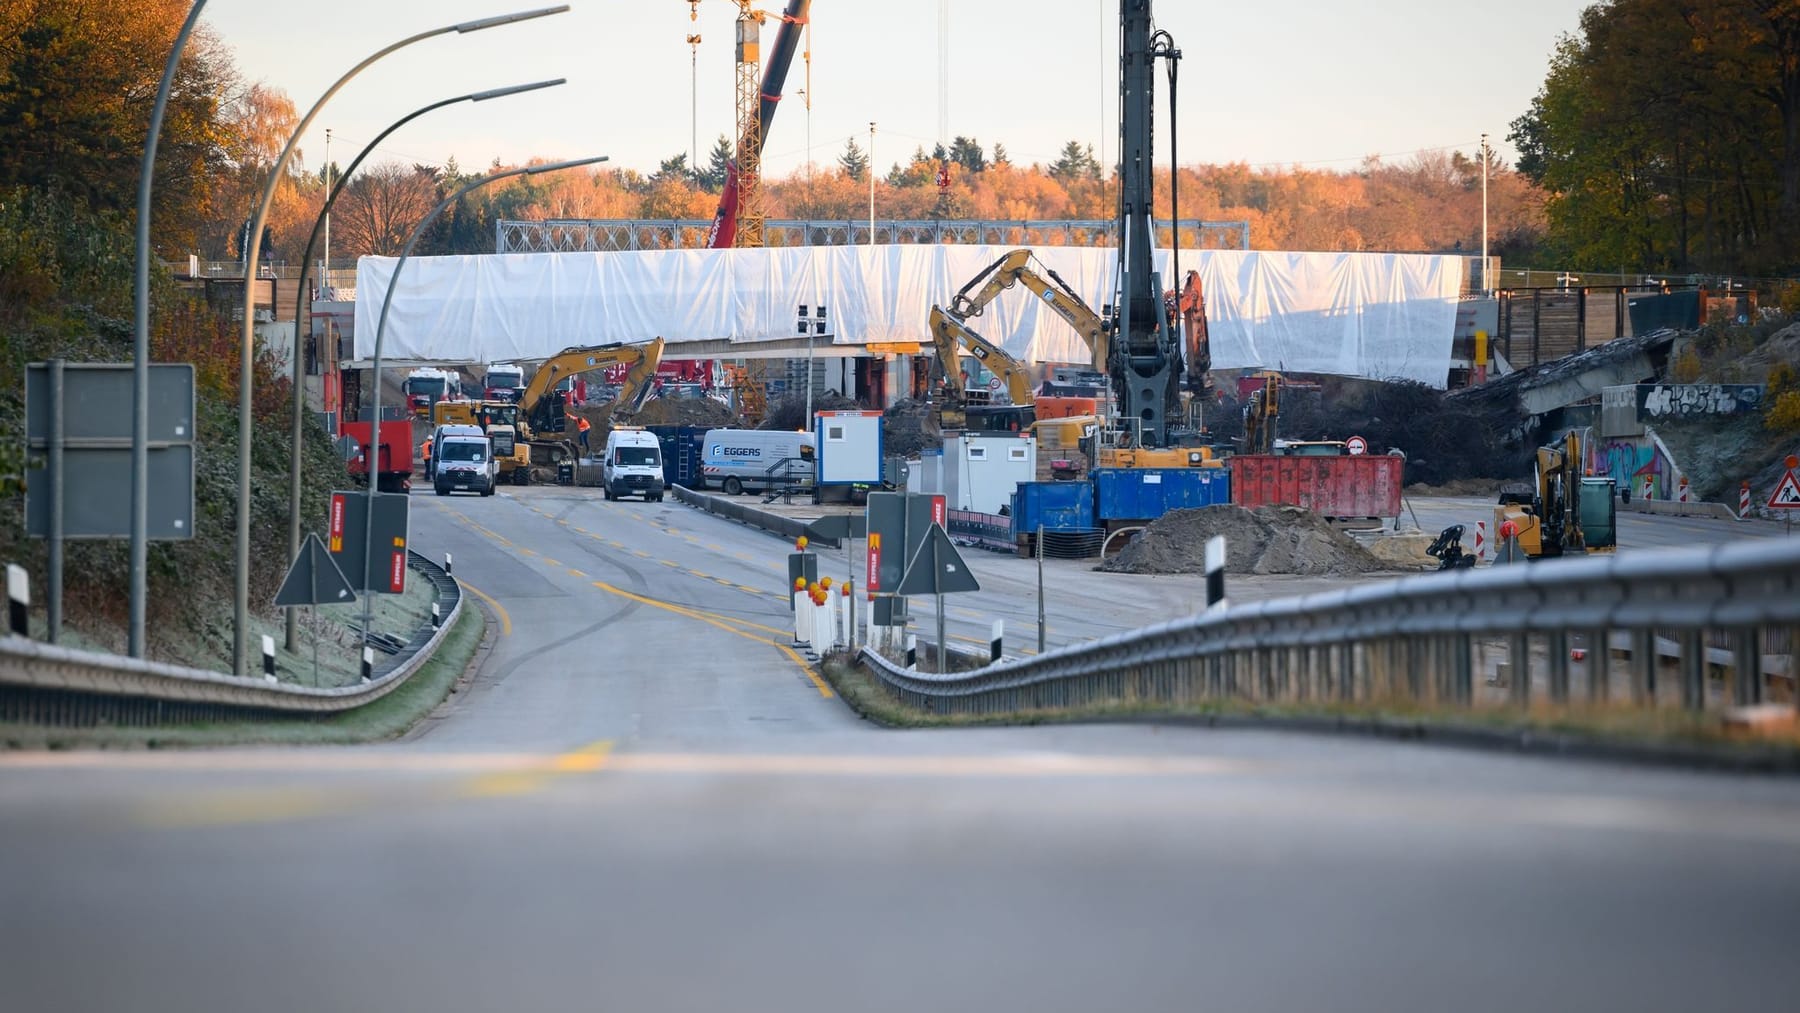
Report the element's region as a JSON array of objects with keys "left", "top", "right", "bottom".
[
  {"left": 1494, "top": 430, "right": 1618, "bottom": 559},
  {"left": 926, "top": 306, "right": 1036, "bottom": 431},
  {"left": 948, "top": 248, "right": 1111, "bottom": 375},
  {"left": 516, "top": 338, "right": 666, "bottom": 469},
  {"left": 431, "top": 399, "right": 532, "bottom": 484}
]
